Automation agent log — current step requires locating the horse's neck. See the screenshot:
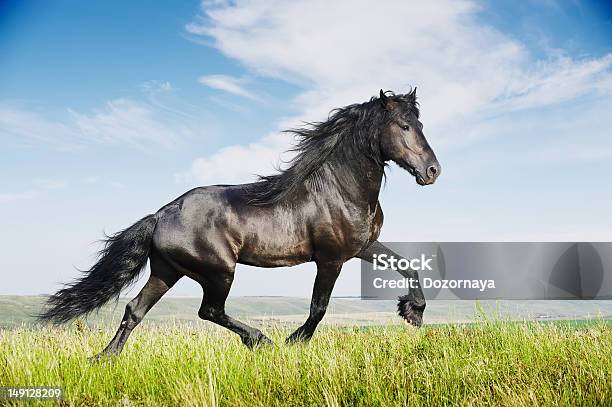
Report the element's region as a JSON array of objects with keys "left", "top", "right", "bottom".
[{"left": 324, "top": 158, "right": 384, "bottom": 208}]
